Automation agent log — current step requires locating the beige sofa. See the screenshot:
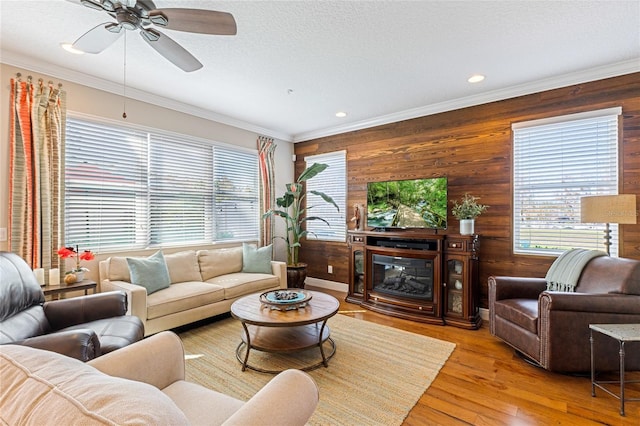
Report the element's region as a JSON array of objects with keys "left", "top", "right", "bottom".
[
  {"left": 0, "top": 331, "right": 319, "bottom": 425},
  {"left": 99, "top": 247, "right": 286, "bottom": 336}
]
